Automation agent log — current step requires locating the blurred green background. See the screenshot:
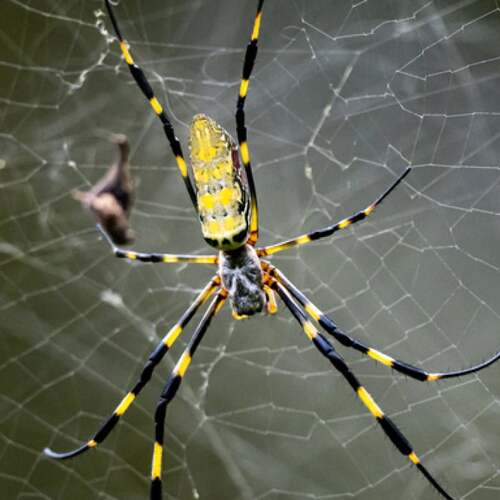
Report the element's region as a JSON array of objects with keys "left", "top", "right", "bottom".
[{"left": 1, "top": 0, "right": 500, "bottom": 499}]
